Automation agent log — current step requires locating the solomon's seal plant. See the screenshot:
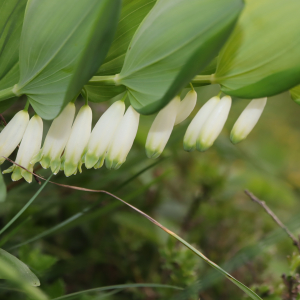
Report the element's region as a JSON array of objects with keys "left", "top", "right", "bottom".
[{"left": 0, "top": 0, "right": 300, "bottom": 298}]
